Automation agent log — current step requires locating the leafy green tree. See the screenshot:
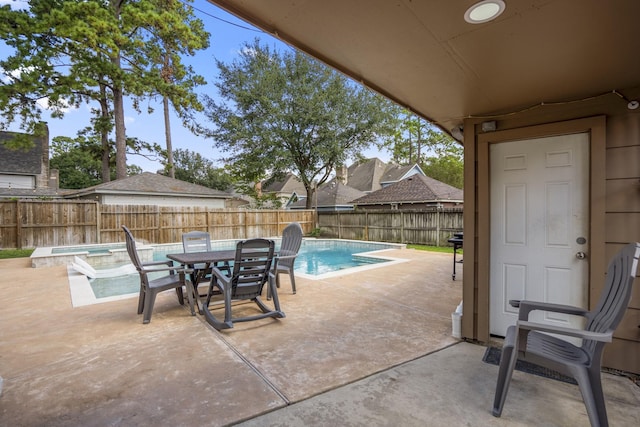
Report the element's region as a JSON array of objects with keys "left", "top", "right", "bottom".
[
  {"left": 421, "top": 149, "right": 464, "bottom": 189},
  {"left": 51, "top": 130, "right": 159, "bottom": 188},
  {"left": 162, "top": 148, "right": 233, "bottom": 191},
  {"left": 0, "top": 0, "right": 208, "bottom": 181},
  {"left": 198, "top": 40, "right": 397, "bottom": 209},
  {"left": 387, "top": 109, "right": 463, "bottom": 188},
  {"left": 50, "top": 136, "right": 104, "bottom": 189}
]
